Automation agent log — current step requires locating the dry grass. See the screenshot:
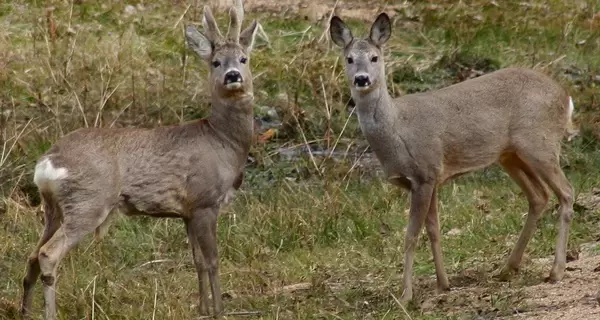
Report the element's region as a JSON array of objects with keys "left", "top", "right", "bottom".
[{"left": 1, "top": 0, "right": 600, "bottom": 319}]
